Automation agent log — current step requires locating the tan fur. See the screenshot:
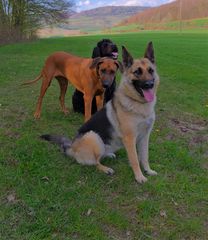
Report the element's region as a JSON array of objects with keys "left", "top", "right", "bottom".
[
  {"left": 109, "top": 46, "right": 159, "bottom": 183},
  {"left": 66, "top": 131, "right": 115, "bottom": 174},
  {"left": 67, "top": 131, "right": 104, "bottom": 165},
  {"left": 22, "top": 52, "right": 120, "bottom": 122}
]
